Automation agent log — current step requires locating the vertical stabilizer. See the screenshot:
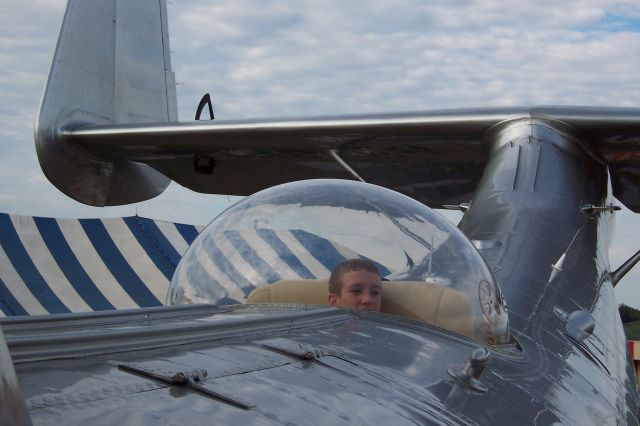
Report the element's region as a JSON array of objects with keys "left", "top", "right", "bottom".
[{"left": 35, "top": 0, "right": 176, "bottom": 206}]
